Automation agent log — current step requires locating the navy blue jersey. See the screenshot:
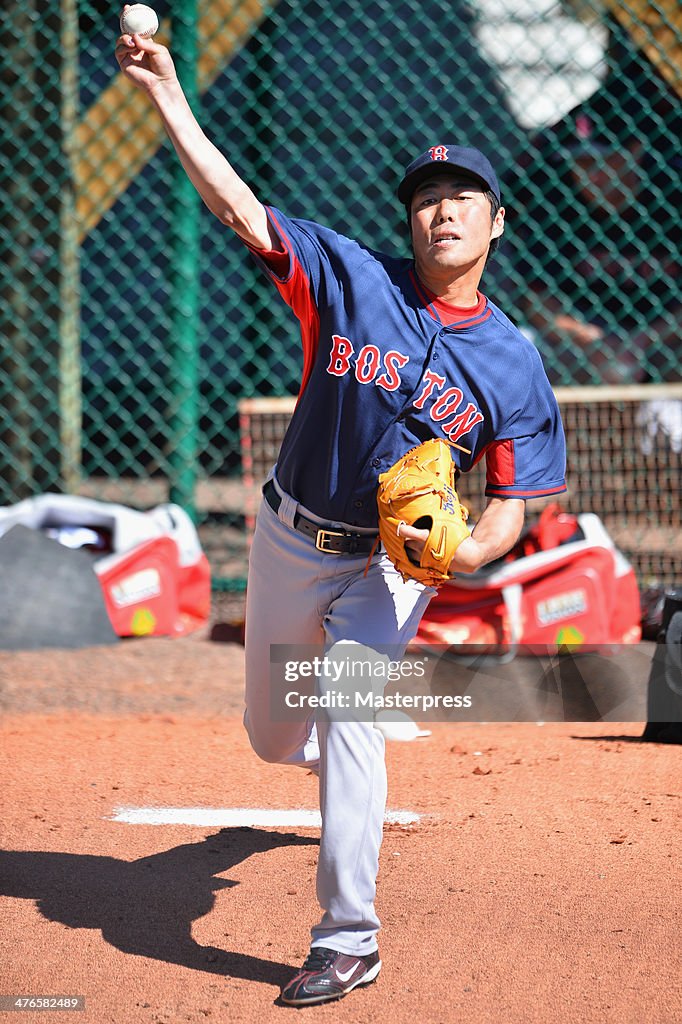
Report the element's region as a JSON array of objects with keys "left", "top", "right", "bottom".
[{"left": 247, "top": 207, "right": 566, "bottom": 528}]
